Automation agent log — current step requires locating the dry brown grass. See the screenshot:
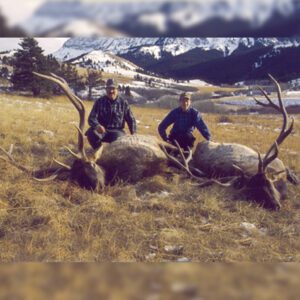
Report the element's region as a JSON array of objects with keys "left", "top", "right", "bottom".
[
  {"left": 195, "top": 85, "right": 246, "bottom": 93},
  {"left": 0, "top": 93, "right": 299, "bottom": 262}
]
